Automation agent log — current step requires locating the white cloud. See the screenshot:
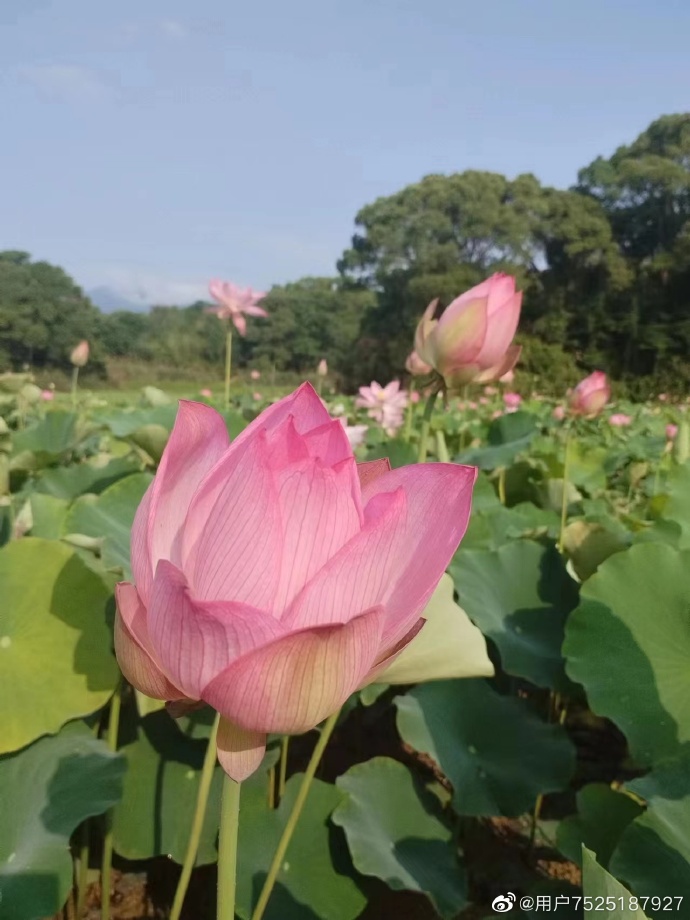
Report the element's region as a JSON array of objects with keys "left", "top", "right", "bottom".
[{"left": 18, "top": 64, "right": 112, "bottom": 104}]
